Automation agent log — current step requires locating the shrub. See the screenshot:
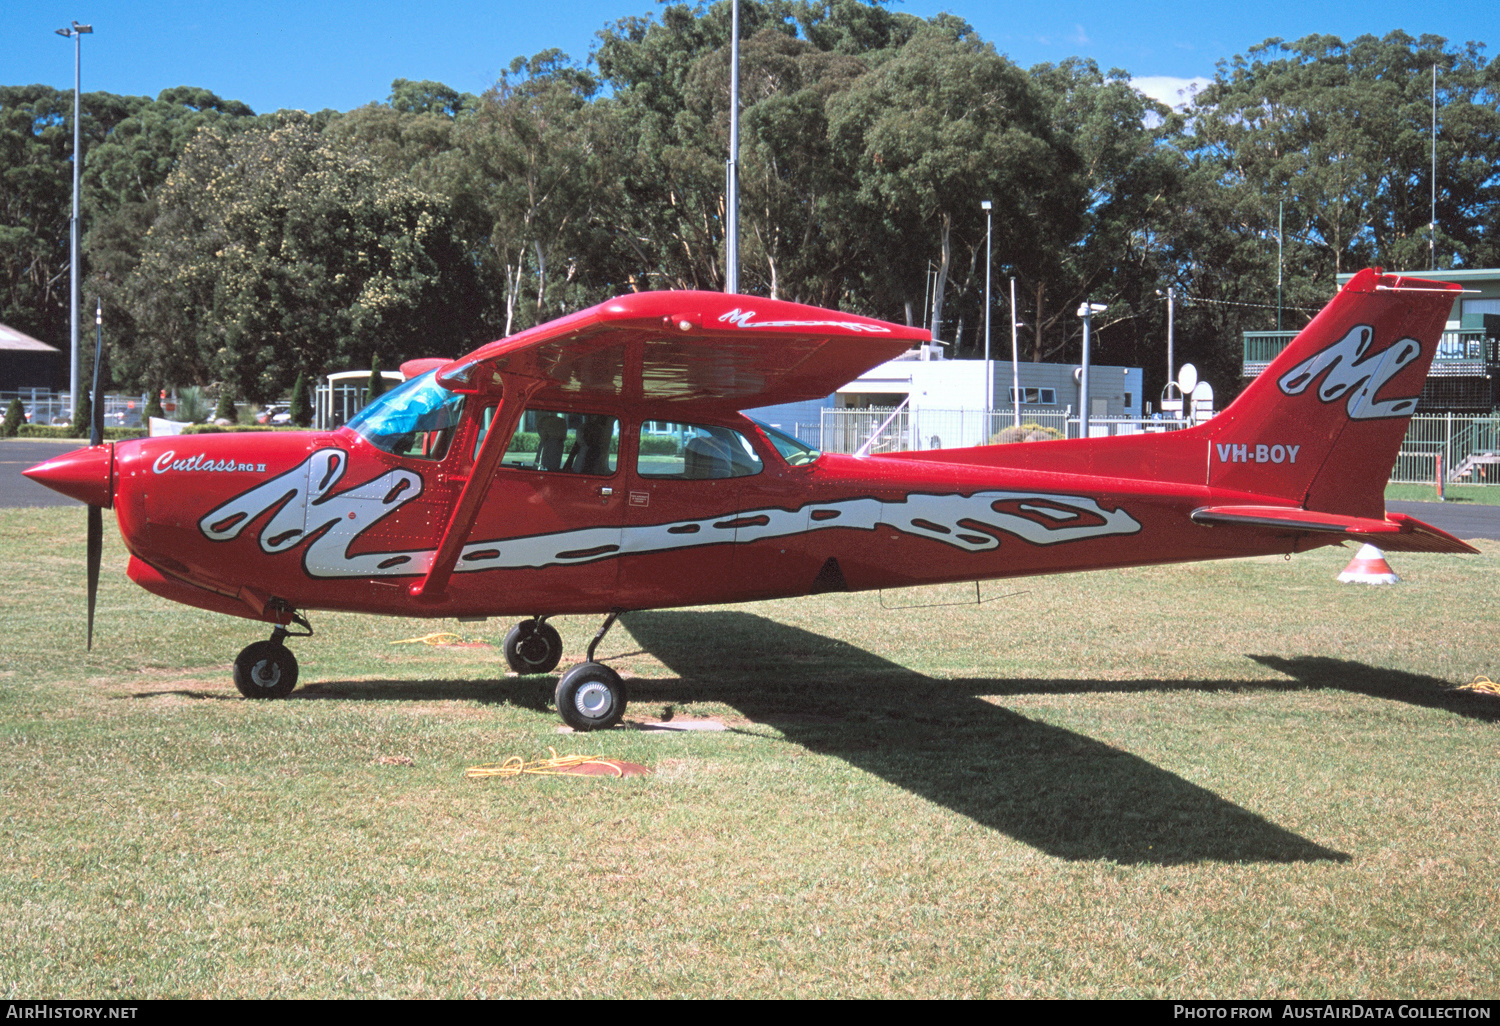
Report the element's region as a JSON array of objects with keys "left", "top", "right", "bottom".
[
  {"left": 18, "top": 425, "right": 145, "bottom": 440},
  {"left": 3, "top": 399, "right": 23, "bottom": 437},
  {"left": 989, "top": 423, "right": 1064, "bottom": 445},
  {"left": 289, "top": 372, "right": 312, "bottom": 427},
  {"left": 213, "top": 387, "right": 236, "bottom": 423}
]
